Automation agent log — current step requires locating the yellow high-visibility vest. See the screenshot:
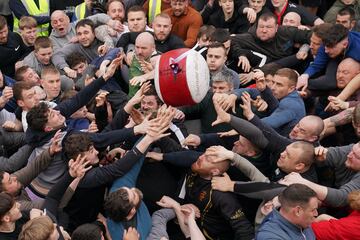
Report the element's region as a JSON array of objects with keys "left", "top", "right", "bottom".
[
  {"left": 75, "top": 2, "right": 86, "bottom": 20},
  {"left": 148, "top": 0, "right": 161, "bottom": 24},
  {"left": 13, "top": 0, "right": 50, "bottom": 36}
]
